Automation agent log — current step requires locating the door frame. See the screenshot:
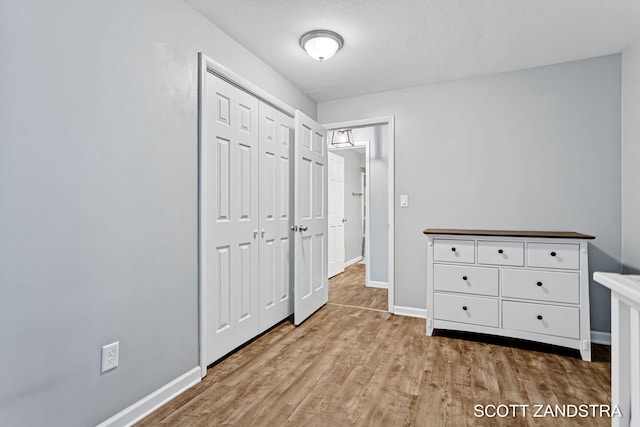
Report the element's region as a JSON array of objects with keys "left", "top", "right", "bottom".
[
  {"left": 361, "top": 168, "right": 367, "bottom": 274},
  {"left": 198, "top": 53, "right": 296, "bottom": 378},
  {"left": 322, "top": 117, "right": 395, "bottom": 313}
]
